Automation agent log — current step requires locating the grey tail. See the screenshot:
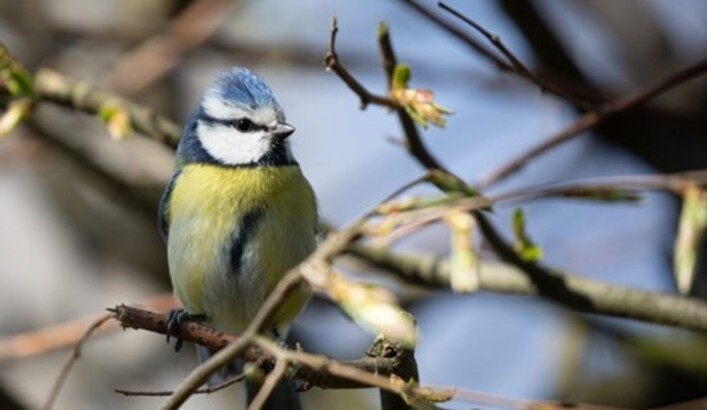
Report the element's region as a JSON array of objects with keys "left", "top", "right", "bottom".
[
  {"left": 246, "top": 377, "right": 302, "bottom": 410},
  {"left": 196, "top": 345, "right": 239, "bottom": 387},
  {"left": 196, "top": 345, "right": 302, "bottom": 409}
]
